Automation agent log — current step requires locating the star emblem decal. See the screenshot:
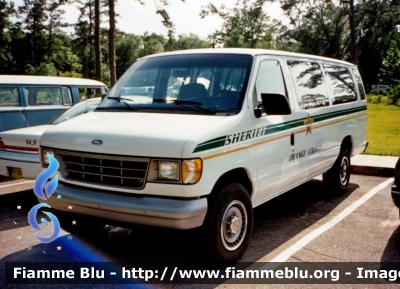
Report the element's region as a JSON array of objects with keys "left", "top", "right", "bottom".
[{"left": 304, "top": 114, "right": 314, "bottom": 135}]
